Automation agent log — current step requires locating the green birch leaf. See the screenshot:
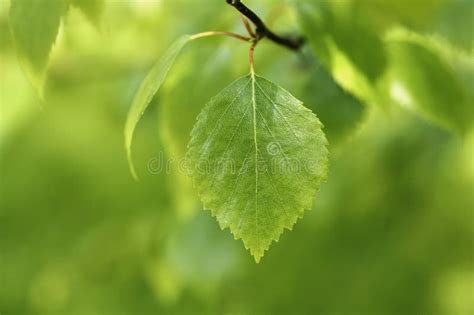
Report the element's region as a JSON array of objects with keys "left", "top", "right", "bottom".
[
  {"left": 297, "top": 0, "right": 387, "bottom": 104},
  {"left": 186, "top": 74, "right": 329, "bottom": 262},
  {"left": 125, "top": 35, "right": 191, "bottom": 179},
  {"left": 301, "top": 57, "right": 365, "bottom": 144},
  {"left": 10, "top": 0, "right": 68, "bottom": 93},
  {"left": 380, "top": 29, "right": 474, "bottom": 133},
  {"left": 70, "top": 0, "right": 105, "bottom": 27}
]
